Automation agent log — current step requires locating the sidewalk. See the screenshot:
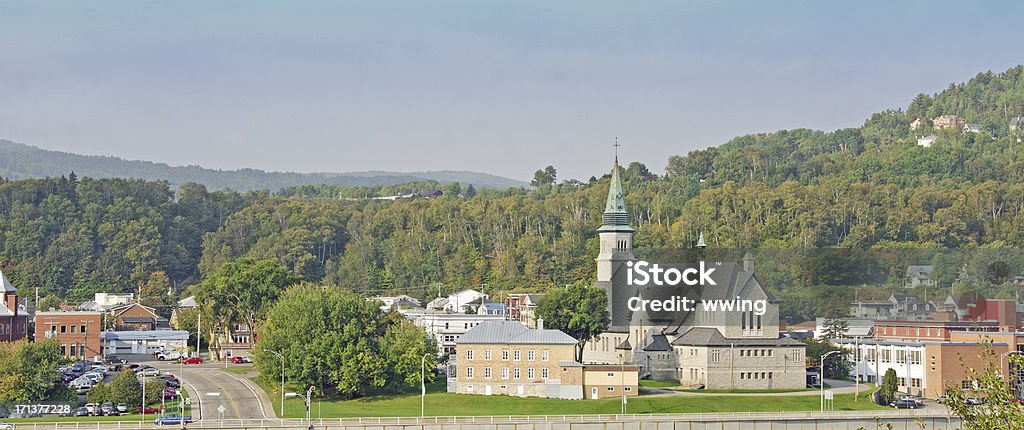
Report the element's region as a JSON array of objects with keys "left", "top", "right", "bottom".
[{"left": 641, "top": 379, "right": 872, "bottom": 397}]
